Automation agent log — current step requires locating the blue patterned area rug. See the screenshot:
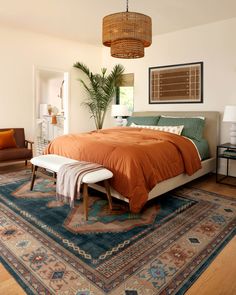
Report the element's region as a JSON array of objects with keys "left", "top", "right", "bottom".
[{"left": 0, "top": 169, "right": 235, "bottom": 295}]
